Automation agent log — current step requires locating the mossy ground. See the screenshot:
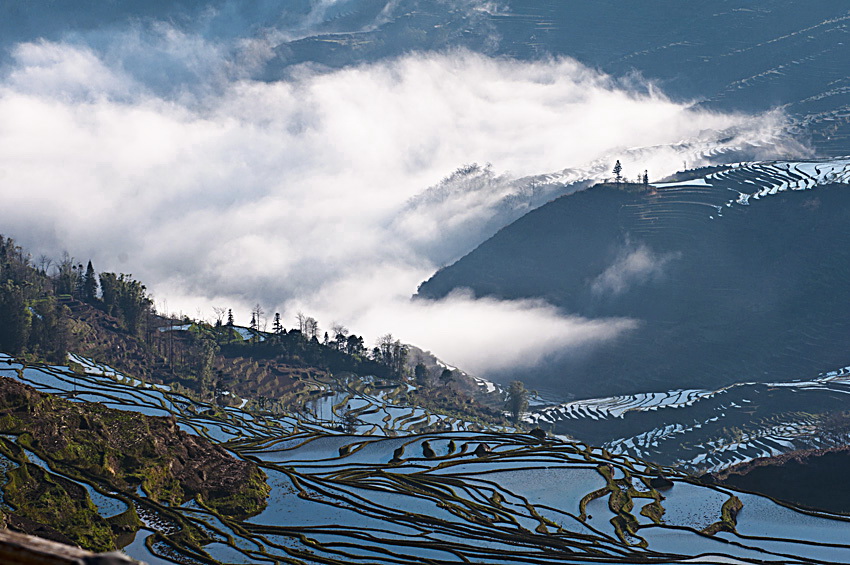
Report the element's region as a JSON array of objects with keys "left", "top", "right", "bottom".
[
  {"left": 0, "top": 376, "right": 269, "bottom": 552},
  {"left": 1, "top": 461, "right": 115, "bottom": 552}
]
